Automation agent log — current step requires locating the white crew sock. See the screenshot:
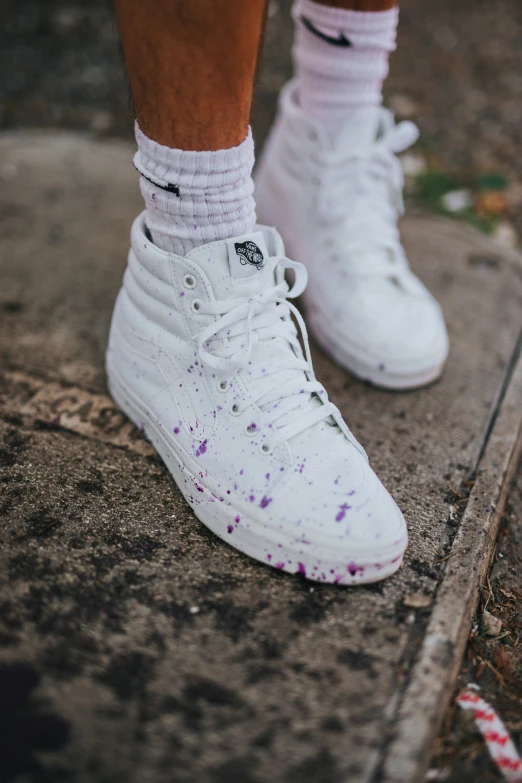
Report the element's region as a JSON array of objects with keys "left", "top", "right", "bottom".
[
  {"left": 292, "top": 0, "right": 399, "bottom": 142},
  {"left": 133, "top": 124, "right": 256, "bottom": 256}
]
